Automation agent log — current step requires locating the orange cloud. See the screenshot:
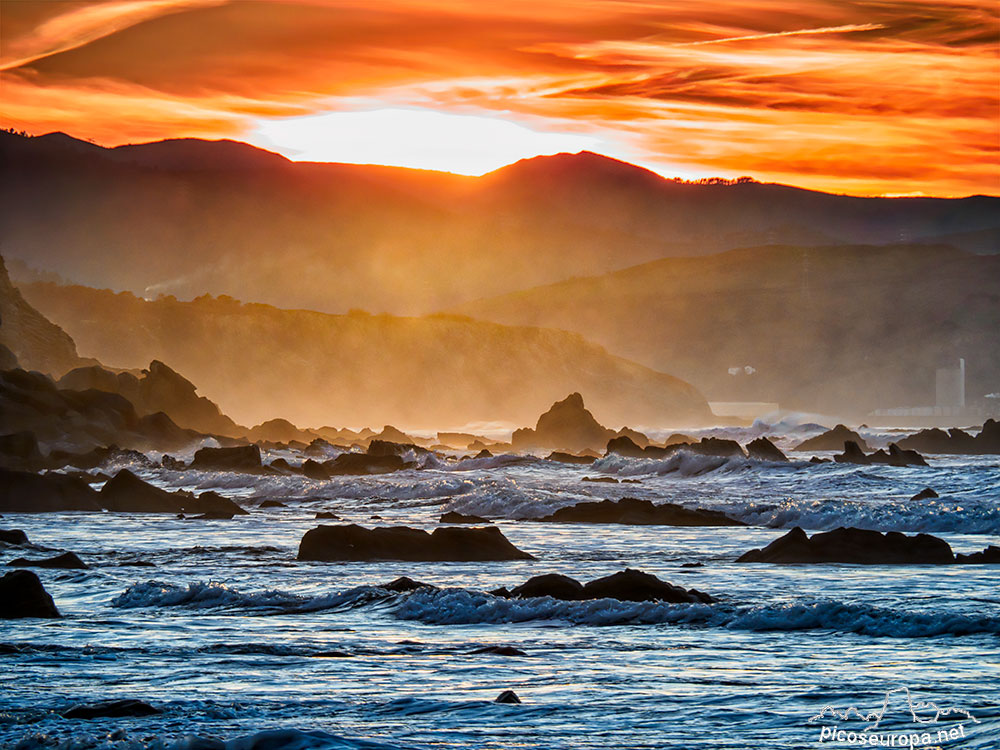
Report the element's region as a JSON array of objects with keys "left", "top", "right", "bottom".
[{"left": 1, "top": 0, "right": 997, "bottom": 195}]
